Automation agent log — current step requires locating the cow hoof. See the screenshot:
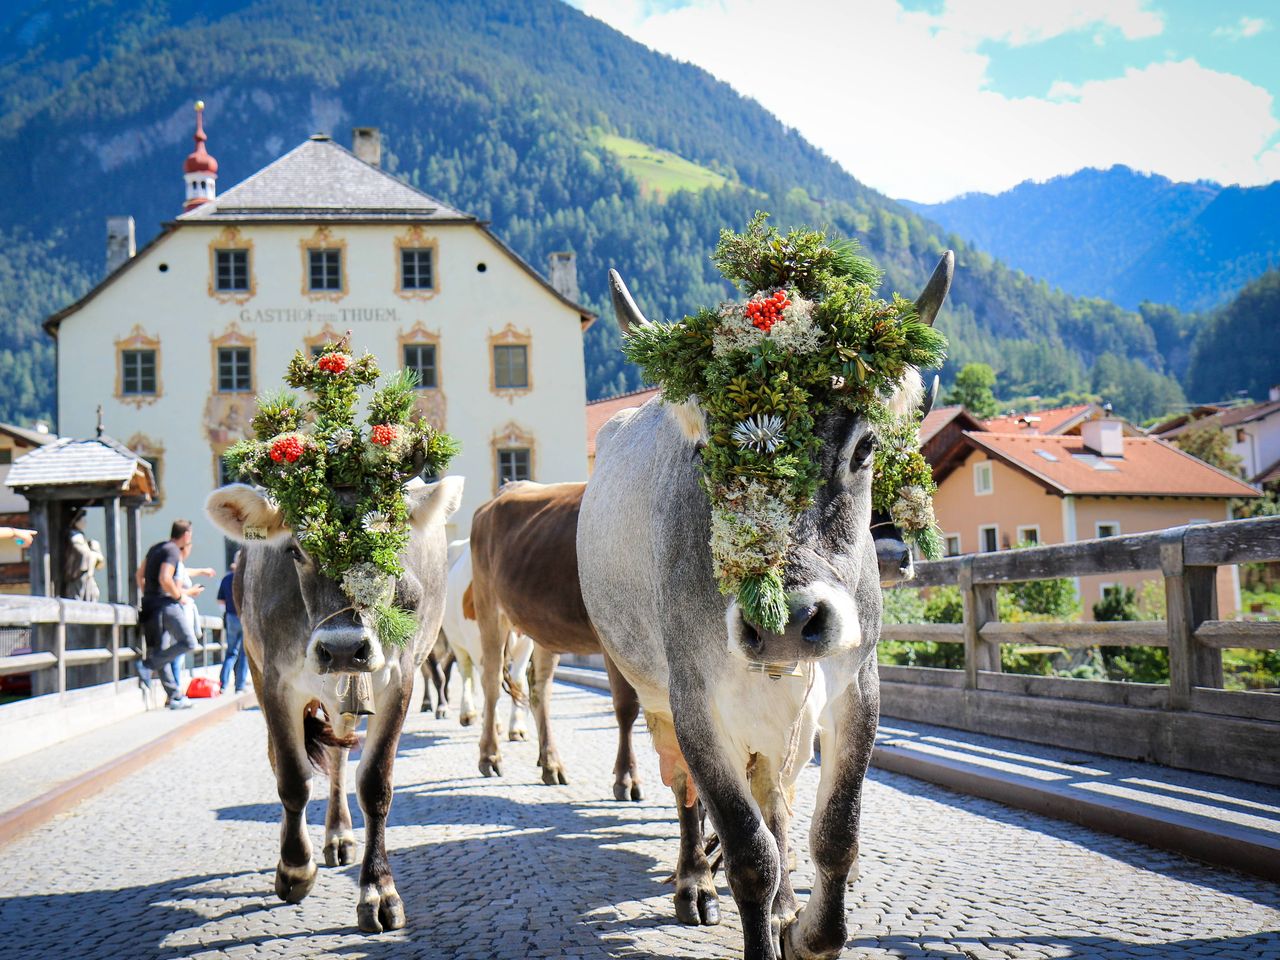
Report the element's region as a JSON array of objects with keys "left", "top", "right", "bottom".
[
  {"left": 479, "top": 756, "right": 502, "bottom": 777},
  {"left": 509, "top": 728, "right": 528, "bottom": 742},
  {"left": 541, "top": 765, "right": 569, "bottom": 786},
  {"left": 613, "top": 781, "right": 628, "bottom": 802},
  {"left": 435, "top": 706, "right": 449, "bottom": 720},
  {"left": 323, "top": 836, "right": 357, "bottom": 867},
  {"left": 357, "top": 882, "right": 405, "bottom": 934},
  {"left": 275, "top": 861, "right": 318, "bottom": 903},
  {"left": 631, "top": 782, "right": 643, "bottom": 802},
  {"left": 459, "top": 713, "right": 476, "bottom": 727},
  {"left": 674, "top": 886, "right": 720, "bottom": 926}
]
